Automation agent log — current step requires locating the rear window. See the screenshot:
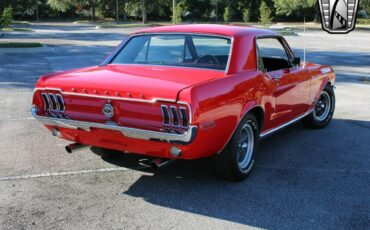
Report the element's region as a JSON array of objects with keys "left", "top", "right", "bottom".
[{"left": 111, "top": 34, "right": 232, "bottom": 71}]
